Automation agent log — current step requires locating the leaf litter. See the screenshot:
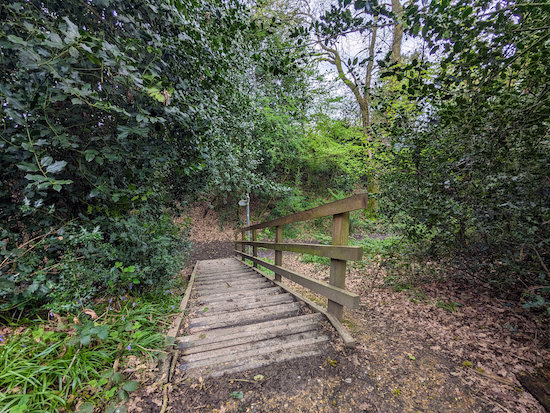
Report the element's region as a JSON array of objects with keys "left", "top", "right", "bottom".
[{"left": 128, "top": 204, "right": 548, "bottom": 412}]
